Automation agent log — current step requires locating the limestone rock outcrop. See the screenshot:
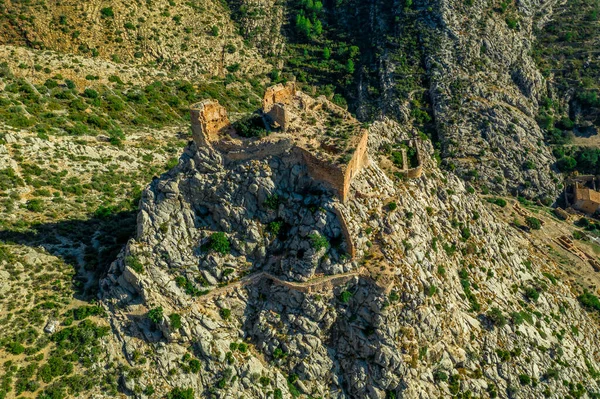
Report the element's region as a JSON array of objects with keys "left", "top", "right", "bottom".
[{"left": 101, "top": 118, "right": 600, "bottom": 398}]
